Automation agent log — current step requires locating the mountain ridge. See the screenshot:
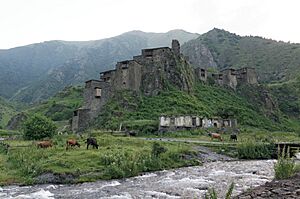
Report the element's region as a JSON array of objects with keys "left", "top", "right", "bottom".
[
  {"left": 0, "top": 29, "right": 199, "bottom": 104},
  {"left": 181, "top": 28, "right": 300, "bottom": 83}
]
